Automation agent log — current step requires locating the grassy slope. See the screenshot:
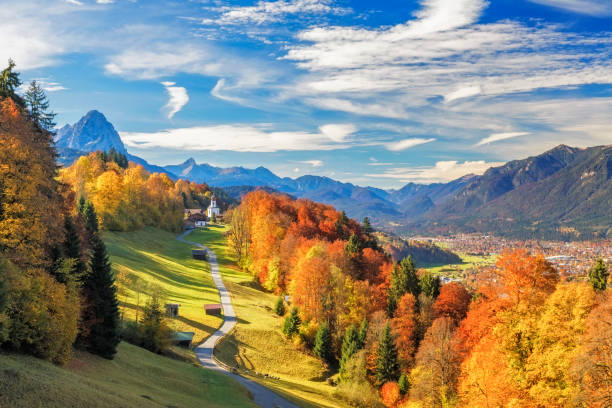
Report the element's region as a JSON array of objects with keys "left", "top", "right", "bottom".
[
  {"left": 189, "top": 226, "right": 349, "bottom": 408},
  {"left": 0, "top": 342, "right": 257, "bottom": 408},
  {"left": 104, "top": 227, "right": 223, "bottom": 345},
  {"left": 422, "top": 253, "right": 496, "bottom": 279}
]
